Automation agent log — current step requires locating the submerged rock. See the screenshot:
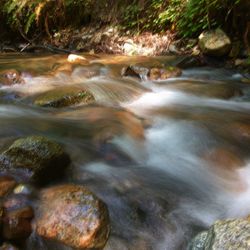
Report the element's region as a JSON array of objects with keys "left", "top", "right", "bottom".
[
  {"left": 34, "top": 86, "right": 95, "bottom": 108},
  {"left": 35, "top": 184, "right": 110, "bottom": 249},
  {"left": 0, "top": 176, "right": 17, "bottom": 198},
  {"left": 198, "top": 29, "right": 231, "bottom": 57},
  {"left": 0, "top": 243, "right": 19, "bottom": 250},
  {"left": 149, "top": 66, "right": 182, "bottom": 80},
  {"left": 121, "top": 65, "right": 149, "bottom": 80},
  {"left": 168, "top": 82, "right": 242, "bottom": 99},
  {"left": 0, "top": 69, "right": 24, "bottom": 86},
  {"left": 190, "top": 218, "right": 250, "bottom": 250},
  {"left": 121, "top": 65, "right": 182, "bottom": 81},
  {"left": 2, "top": 205, "right": 34, "bottom": 240},
  {"left": 0, "top": 136, "right": 70, "bottom": 183}
]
